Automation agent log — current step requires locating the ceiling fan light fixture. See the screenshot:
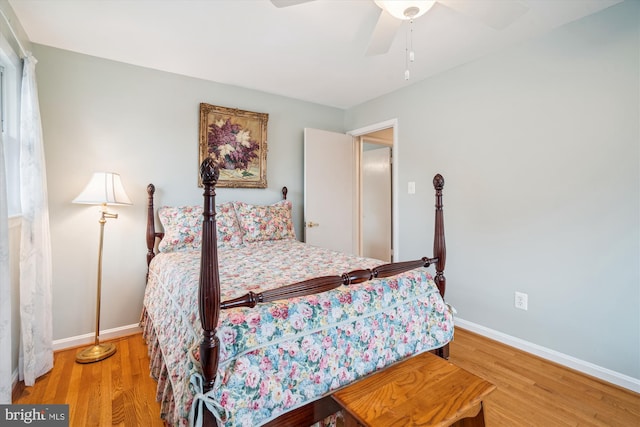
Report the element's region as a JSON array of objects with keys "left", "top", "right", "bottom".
[{"left": 375, "top": 0, "right": 436, "bottom": 21}]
